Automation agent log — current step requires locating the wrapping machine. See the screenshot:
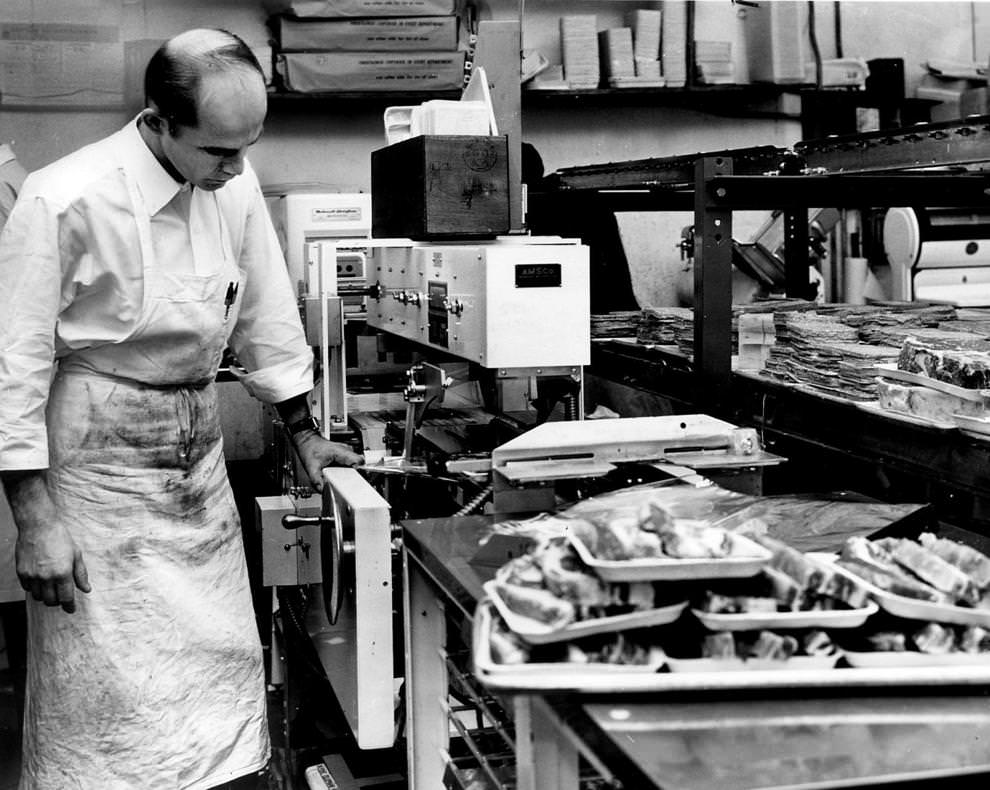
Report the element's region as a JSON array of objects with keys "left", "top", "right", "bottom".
[{"left": 255, "top": 233, "right": 784, "bottom": 783}]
